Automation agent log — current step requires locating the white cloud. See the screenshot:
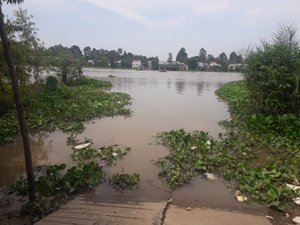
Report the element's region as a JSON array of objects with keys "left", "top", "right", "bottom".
[
  {"left": 194, "top": 0, "right": 230, "bottom": 15},
  {"left": 83, "top": 0, "right": 230, "bottom": 28}
]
